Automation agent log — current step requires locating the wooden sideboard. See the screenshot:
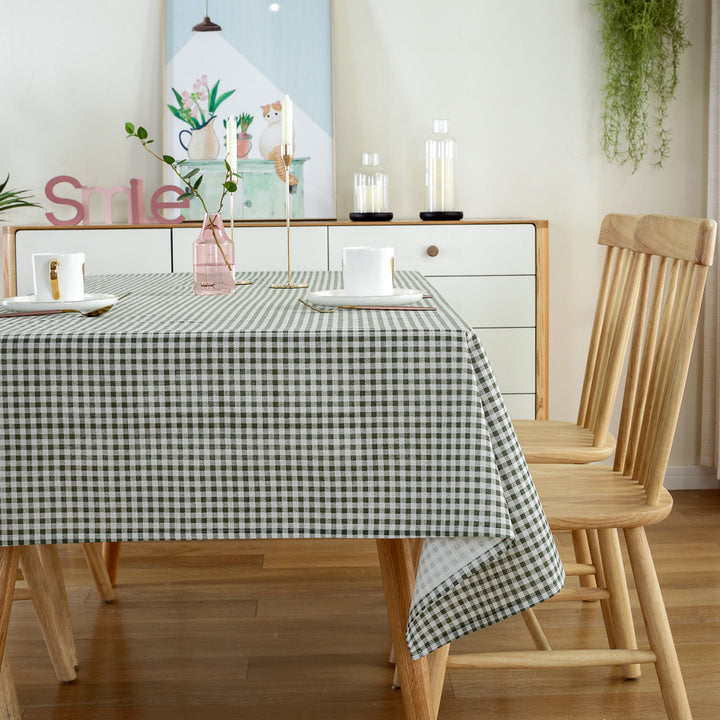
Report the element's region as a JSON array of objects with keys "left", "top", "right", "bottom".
[{"left": 2, "top": 219, "right": 548, "bottom": 419}]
